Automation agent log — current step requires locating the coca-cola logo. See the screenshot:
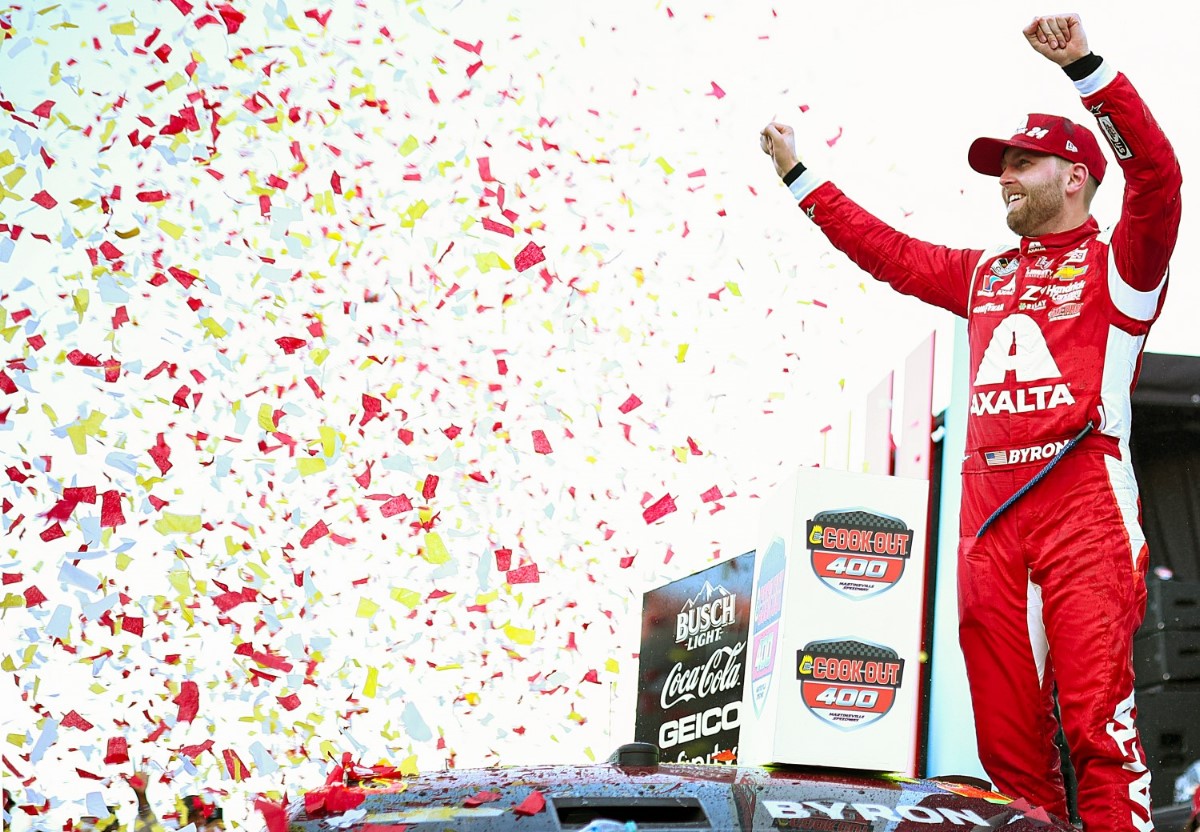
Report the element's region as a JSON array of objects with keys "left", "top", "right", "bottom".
[{"left": 660, "top": 642, "right": 746, "bottom": 709}]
